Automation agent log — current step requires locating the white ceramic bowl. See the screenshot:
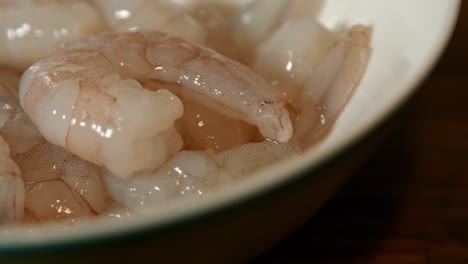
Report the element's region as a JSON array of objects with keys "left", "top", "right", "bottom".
[{"left": 0, "top": 0, "right": 460, "bottom": 263}]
